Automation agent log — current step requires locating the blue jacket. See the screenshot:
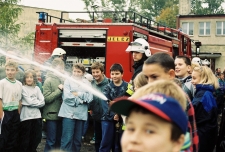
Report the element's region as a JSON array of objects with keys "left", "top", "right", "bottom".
[
  {"left": 192, "top": 84, "right": 217, "bottom": 132},
  {"left": 58, "top": 77, "right": 93, "bottom": 121},
  {"left": 102, "top": 80, "right": 129, "bottom": 121}
]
